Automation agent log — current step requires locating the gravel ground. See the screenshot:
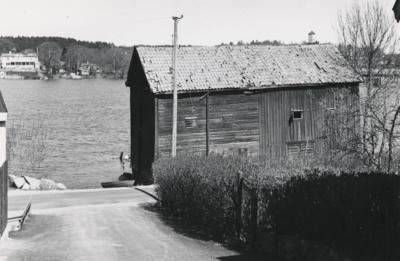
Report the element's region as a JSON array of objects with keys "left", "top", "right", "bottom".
[{"left": 0, "top": 187, "right": 281, "bottom": 261}]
